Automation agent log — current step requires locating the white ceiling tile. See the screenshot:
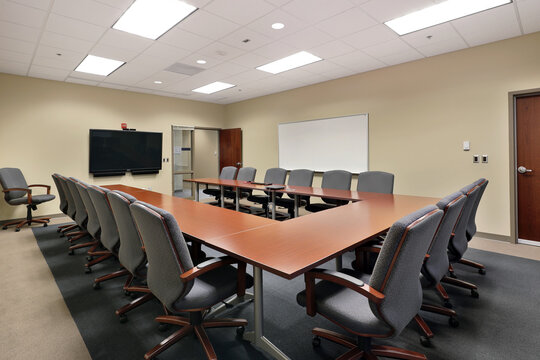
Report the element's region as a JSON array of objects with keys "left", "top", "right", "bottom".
[
  {"left": 281, "top": 27, "right": 333, "bottom": 49},
  {"left": 33, "top": 44, "right": 86, "bottom": 70},
  {"left": 221, "top": 69, "right": 271, "bottom": 85},
  {"left": 98, "top": 82, "right": 127, "bottom": 90},
  {"left": 65, "top": 77, "right": 99, "bottom": 86},
  {"left": 343, "top": 24, "right": 398, "bottom": 50},
  {"left": 93, "top": 0, "right": 133, "bottom": 10},
  {"left": 40, "top": 31, "right": 95, "bottom": 53},
  {"left": 452, "top": 4, "right": 521, "bottom": 47},
  {"left": 229, "top": 52, "right": 271, "bottom": 68},
  {"left": 517, "top": 0, "right": 540, "bottom": 34},
  {"left": 8, "top": 0, "right": 52, "bottom": 11},
  {"left": 142, "top": 42, "right": 191, "bottom": 62},
  {"left": 252, "top": 41, "right": 299, "bottom": 60},
  {"left": 306, "top": 61, "right": 357, "bottom": 78},
  {"left": 330, "top": 49, "right": 384, "bottom": 71},
  {"left": 90, "top": 43, "right": 139, "bottom": 62},
  {"left": 247, "top": 9, "right": 309, "bottom": 40},
  {"left": 128, "top": 54, "right": 175, "bottom": 70},
  {"left": 363, "top": 38, "right": 414, "bottom": 58},
  {"left": 184, "top": 0, "right": 213, "bottom": 8},
  {"left": 136, "top": 76, "right": 185, "bottom": 90},
  {"left": 204, "top": 0, "right": 275, "bottom": 25},
  {"left": 46, "top": 14, "right": 107, "bottom": 42},
  {"left": 197, "top": 41, "right": 246, "bottom": 62},
  {"left": 401, "top": 23, "right": 461, "bottom": 48},
  {"left": 29, "top": 64, "right": 70, "bottom": 81},
  {"left": 309, "top": 40, "right": 355, "bottom": 59},
  {"left": 125, "top": 86, "right": 156, "bottom": 95},
  {"left": 158, "top": 28, "right": 213, "bottom": 52},
  {"left": 208, "top": 61, "right": 248, "bottom": 76},
  {"left": 51, "top": 0, "right": 123, "bottom": 27},
  {"left": 316, "top": 7, "right": 378, "bottom": 38},
  {"left": 0, "top": 0, "right": 48, "bottom": 28},
  {"left": 377, "top": 48, "right": 424, "bottom": 66},
  {"left": 0, "top": 36, "right": 35, "bottom": 54},
  {"left": 282, "top": 0, "right": 355, "bottom": 24},
  {"left": 176, "top": 10, "right": 241, "bottom": 40},
  {"left": 179, "top": 52, "right": 221, "bottom": 69},
  {"left": 69, "top": 70, "right": 109, "bottom": 81},
  {"left": 220, "top": 27, "right": 273, "bottom": 51},
  {"left": 102, "top": 66, "right": 153, "bottom": 85},
  {"left": 0, "top": 59, "right": 29, "bottom": 75},
  {"left": 0, "top": 20, "right": 41, "bottom": 42},
  {"left": 99, "top": 29, "right": 153, "bottom": 52},
  {"left": 265, "top": 0, "right": 293, "bottom": 6},
  {"left": 416, "top": 37, "right": 468, "bottom": 57},
  {"left": 360, "top": 0, "right": 435, "bottom": 23},
  {"left": 0, "top": 48, "right": 32, "bottom": 63},
  {"left": 145, "top": 70, "right": 189, "bottom": 85}
]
